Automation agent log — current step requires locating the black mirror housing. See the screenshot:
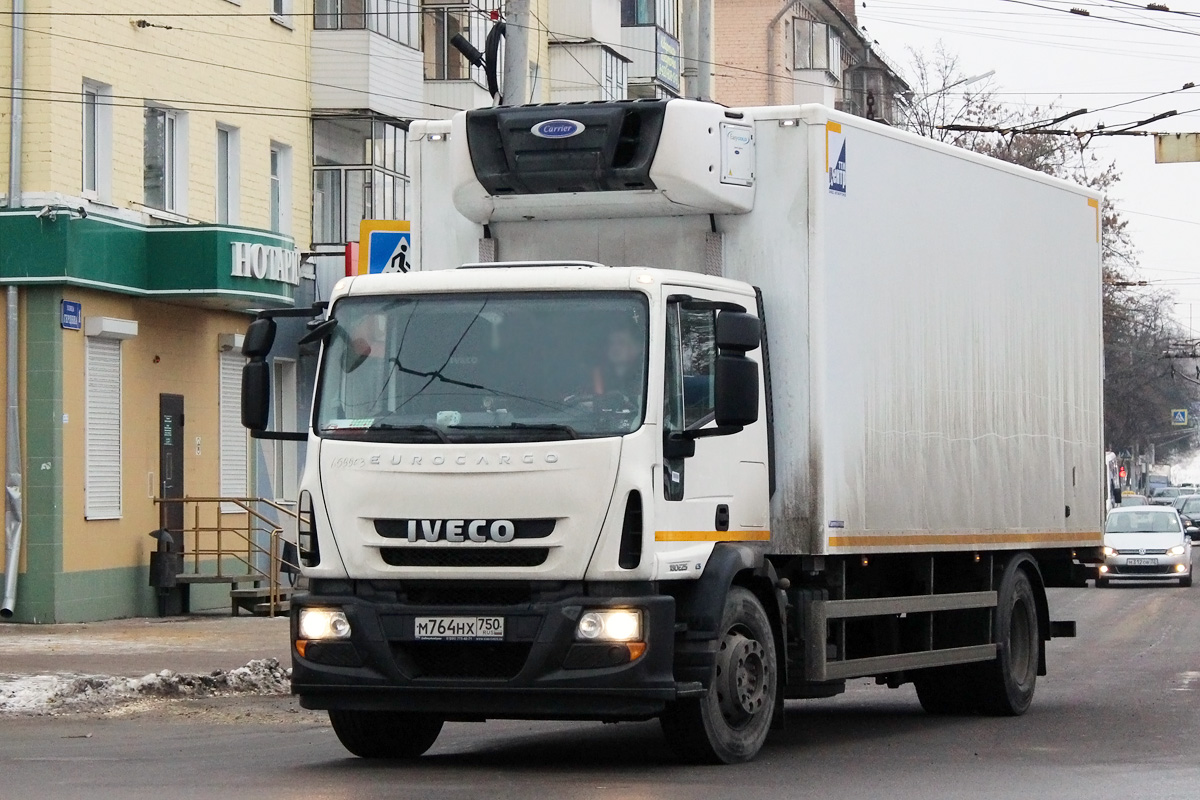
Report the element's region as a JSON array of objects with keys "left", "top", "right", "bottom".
[
  {"left": 716, "top": 312, "right": 761, "bottom": 352},
  {"left": 243, "top": 318, "right": 277, "bottom": 359},
  {"left": 714, "top": 355, "right": 759, "bottom": 427},
  {"left": 241, "top": 360, "right": 271, "bottom": 431}
]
